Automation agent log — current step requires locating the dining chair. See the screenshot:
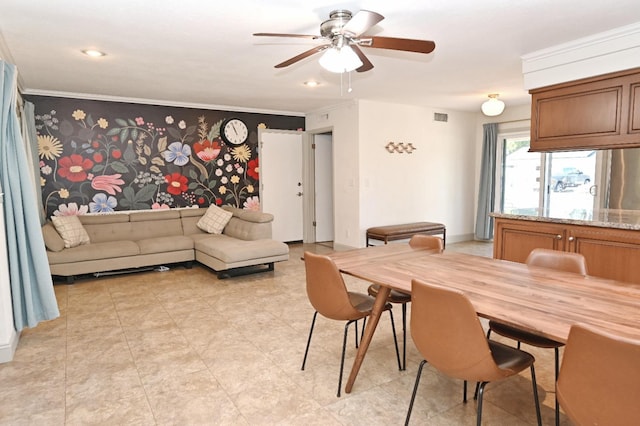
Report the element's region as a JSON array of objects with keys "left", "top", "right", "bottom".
[
  {"left": 487, "top": 248, "right": 587, "bottom": 425},
  {"left": 406, "top": 278, "right": 542, "bottom": 426},
  {"left": 367, "top": 234, "right": 444, "bottom": 370},
  {"left": 557, "top": 324, "right": 640, "bottom": 426},
  {"left": 302, "top": 251, "right": 401, "bottom": 397}
]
